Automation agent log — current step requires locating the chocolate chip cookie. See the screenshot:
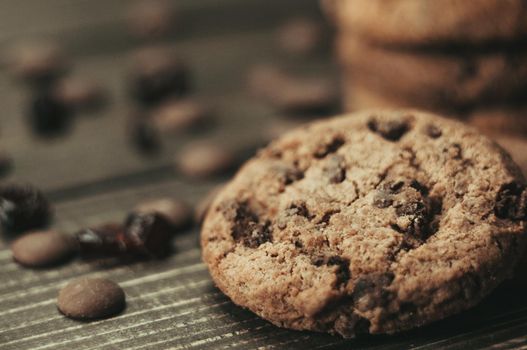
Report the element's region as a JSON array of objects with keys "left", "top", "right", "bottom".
[
  {"left": 201, "top": 110, "right": 527, "bottom": 337},
  {"left": 327, "top": 0, "right": 527, "bottom": 46},
  {"left": 337, "top": 35, "right": 527, "bottom": 109}
]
